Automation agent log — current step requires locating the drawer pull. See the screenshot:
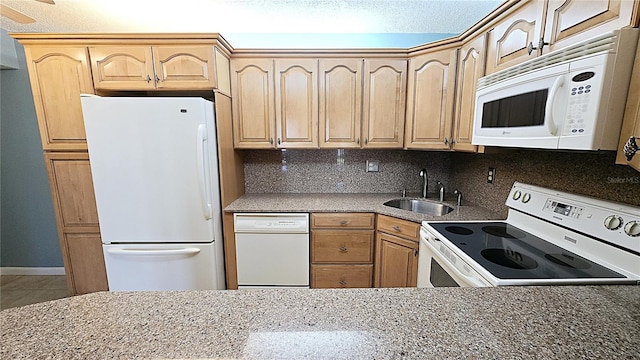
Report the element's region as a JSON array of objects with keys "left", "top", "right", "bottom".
[
  {"left": 392, "top": 226, "right": 401, "bottom": 231},
  {"left": 340, "top": 220, "right": 348, "bottom": 225},
  {"left": 339, "top": 246, "right": 348, "bottom": 252},
  {"left": 339, "top": 280, "right": 347, "bottom": 286}
]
